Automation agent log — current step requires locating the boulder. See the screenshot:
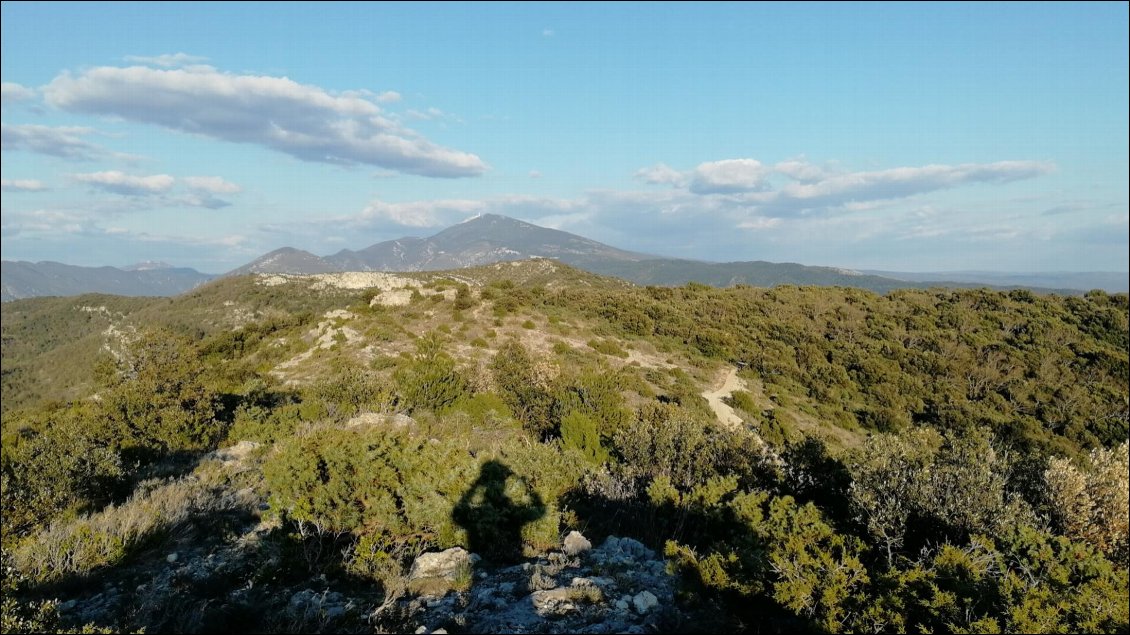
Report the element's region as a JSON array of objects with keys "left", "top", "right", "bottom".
[
  {"left": 409, "top": 547, "right": 473, "bottom": 581},
  {"left": 563, "top": 530, "right": 592, "bottom": 556},
  {"left": 408, "top": 547, "right": 474, "bottom": 596}
]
